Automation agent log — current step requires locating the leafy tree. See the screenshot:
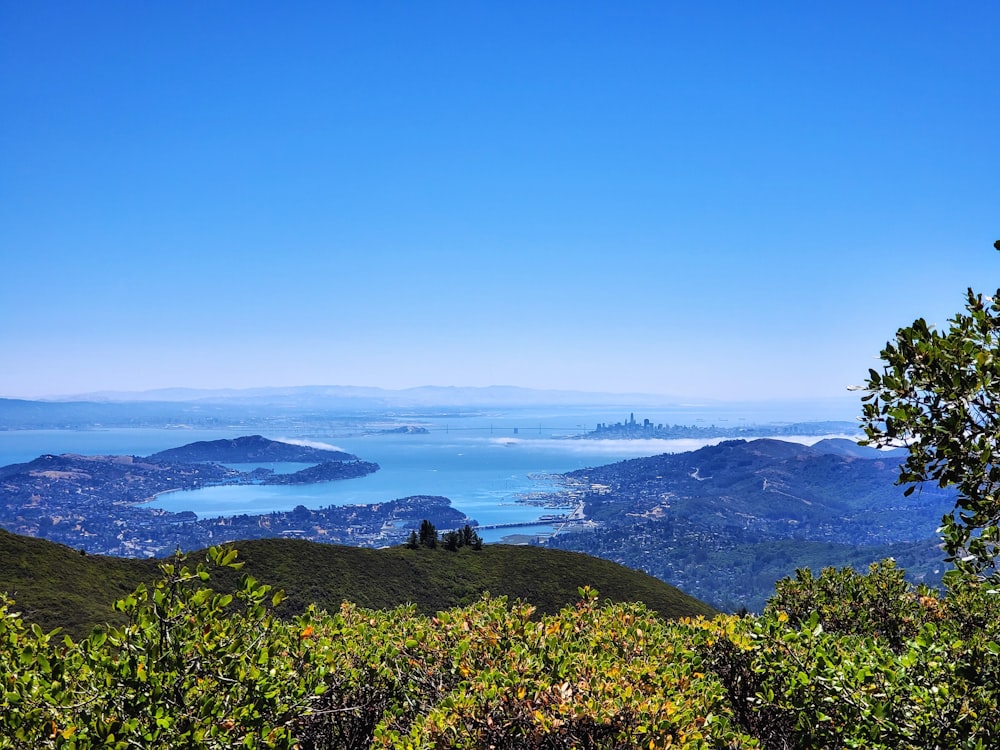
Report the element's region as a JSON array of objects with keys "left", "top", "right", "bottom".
[{"left": 861, "top": 243, "right": 1000, "bottom": 576}]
